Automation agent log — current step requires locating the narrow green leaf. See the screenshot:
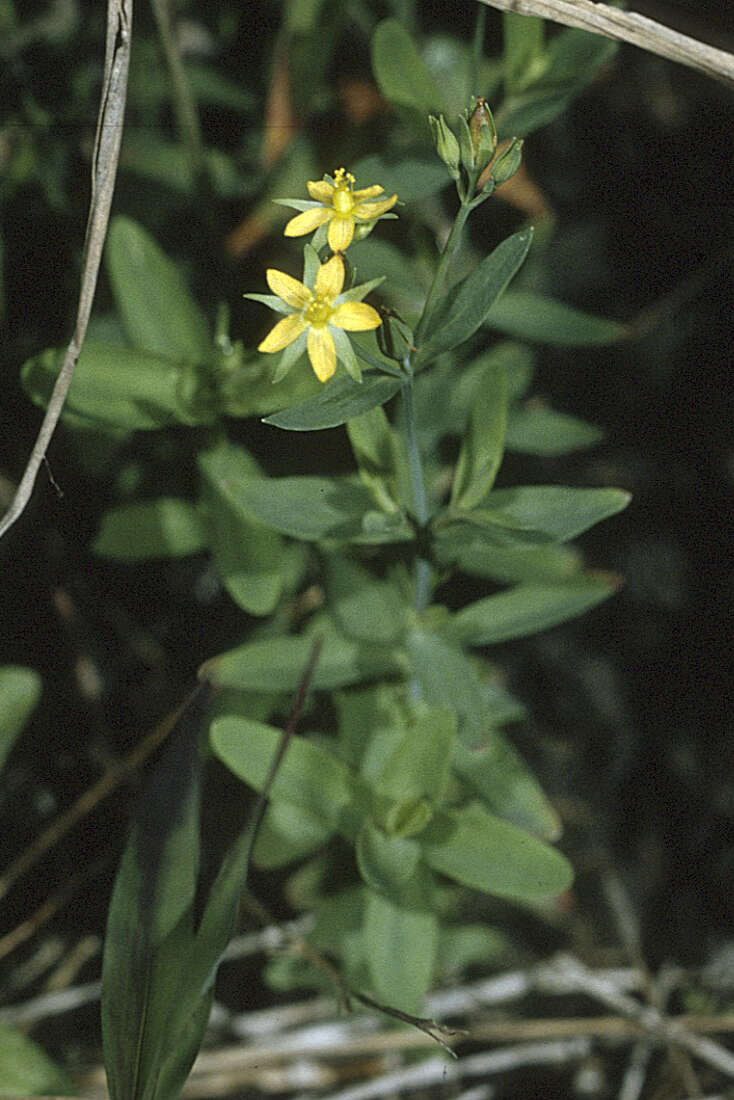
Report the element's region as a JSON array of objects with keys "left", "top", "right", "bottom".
[
  {"left": 210, "top": 716, "right": 366, "bottom": 837},
  {"left": 352, "top": 152, "right": 450, "bottom": 203},
  {"left": 222, "top": 473, "right": 413, "bottom": 544},
  {"left": 102, "top": 699, "right": 204, "bottom": 1100},
  {"left": 454, "top": 732, "right": 561, "bottom": 840},
  {"left": 487, "top": 290, "right": 626, "bottom": 345},
  {"left": 451, "top": 359, "right": 508, "bottom": 509},
  {"left": 406, "top": 629, "right": 487, "bottom": 746},
  {"left": 327, "top": 557, "right": 407, "bottom": 645},
  {"left": 364, "top": 872, "right": 438, "bottom": 1013},
  {"left": 199, "top": 445, "right": 285, "bottom": 616},
  {"left": 264, "top": 373, "right": 401, "bottom": 431},
  {"left": 506, "top": 405, "right": 604, "bottom": 454},
  {"left": 435, "top": 531, "right": 582, "bottom": 584},
  {"left": 482, "top": 486, "right": 631, "bottom": 542},
  {"left": 22, "top": 343, "right": 215, "bottom": 431},
  {"left": 503, "top": 12, "right": 545, "bottom": 94},
  {"left": 93, "top": 498, "right": 206, "bottom": 561},
  {"left": 0, "top": 666, "right": 41, "bottom": 772},
  {"left": 495, "top": 30, "right": 617, "bottom": 139},
  {"left": 202, "top": 630, "right": 405, "bottom": 694},
  {"left": 356, "top": 819, "right": 421, "bottom": 894},
  {"left": 0, "top": 1026, "right": 75, "bottom": 1096},
  {"left": 377, "top": 704, "right": 457, "bottom": 803},
  {"left": 445, "top": 577, "right": 619, "bottom": 647},
  {"left": 107, "top": 216, "right": 211, "bottom": 362},
  {"left": 422, "top": 803, "right": 572, "bottom": 900},
  {"left": 417, "top": 229, "right": 533, "bottom": 365},
  {"left": 371, "top": 19, "right": 444, "bottom": 117},
  {"left": 254, "top": 801, "right": 334, "bottom": 869}
]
